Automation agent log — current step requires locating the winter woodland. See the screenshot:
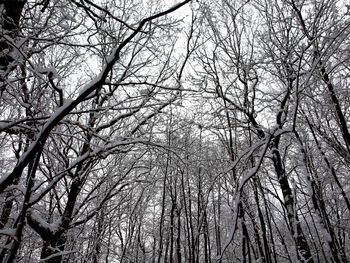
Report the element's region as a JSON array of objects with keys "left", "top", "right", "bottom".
[{"left": 0, "top": 0, "right": 350, "bottom": 262}]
